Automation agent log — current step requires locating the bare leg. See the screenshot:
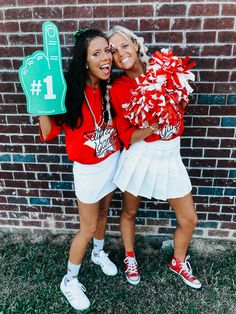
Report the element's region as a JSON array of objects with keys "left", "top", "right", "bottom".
[
  {"left": 168, "top": 192, "right": 198, "bottom": 261},
  {"left": 94, "top": 191, "right": 114, "bottom": 240},
  {"left": 69, "top": 199, "right": 100, "bottom": 264},
  {"left": 120, "top": 191, "right": 142, "bottom": 252}
]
